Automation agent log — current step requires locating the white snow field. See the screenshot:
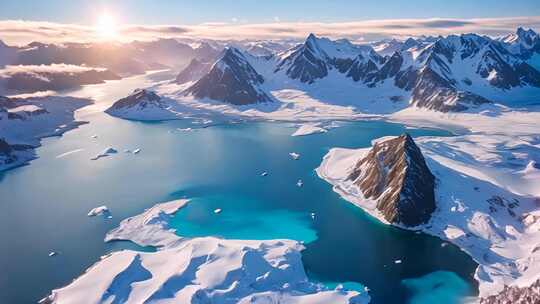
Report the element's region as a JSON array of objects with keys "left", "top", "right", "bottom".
[
  {"left": 0, "top": 95, "right": 91, "bottom": 171},
  {"left": 318, "top": 107, "right": 540, "bottom": 298},
  {"left": 43, "top": 199, "right": 370, "bottom": 304}
]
